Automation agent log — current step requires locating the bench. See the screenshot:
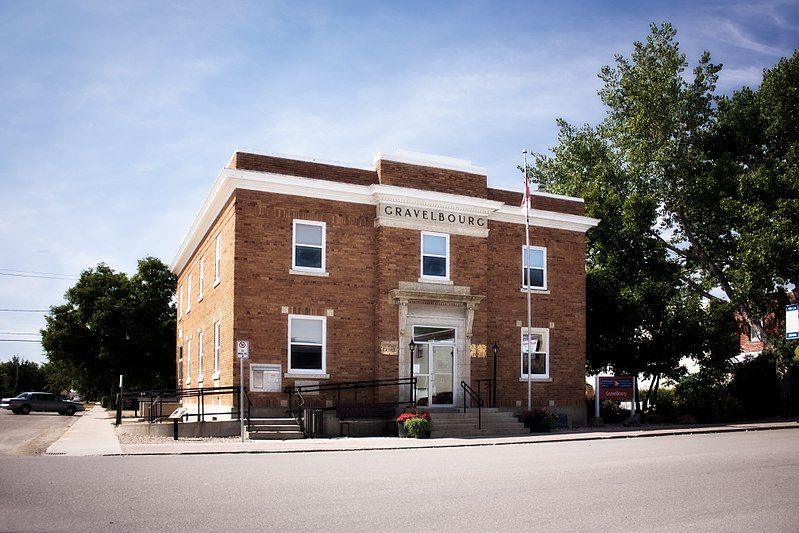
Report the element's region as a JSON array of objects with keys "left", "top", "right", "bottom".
[{"left": 336, "top": 404, "right": 397, "bottom": 436}]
